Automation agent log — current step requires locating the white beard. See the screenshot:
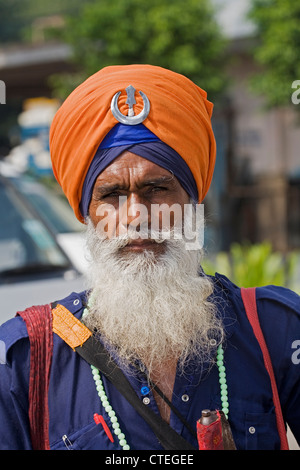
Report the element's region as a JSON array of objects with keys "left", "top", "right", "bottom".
[{"left": 82, "top": 218, "right": 223, "bottom": 377}]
